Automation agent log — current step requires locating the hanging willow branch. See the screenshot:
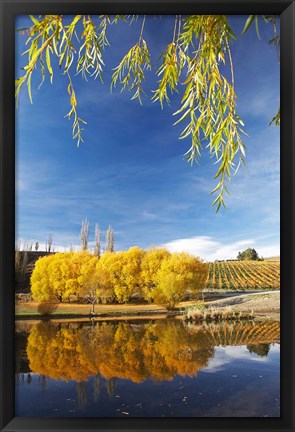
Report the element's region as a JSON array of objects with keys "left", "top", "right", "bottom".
[
  {"left": 65, "top": 72, "right": 87, "bottom": 147},
  {"left": 15, "top": 14, "right": 279, "bottom": 210},
  {"left": 111, "top": 15, "right": 151, "bottom": 104},
  {"left": 170, "top": 15, "right": 247, "bottom": 211}
]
